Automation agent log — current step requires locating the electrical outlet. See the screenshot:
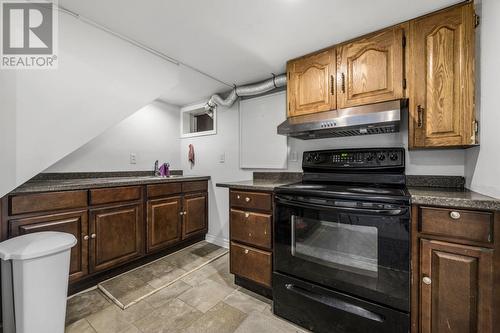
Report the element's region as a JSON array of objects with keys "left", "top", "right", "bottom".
[
  {"left": 219, "top": 153, "right": 225, "bottom": 163},
  {"left": 290, "top": 151, "right": 298, "bottom": 162},
  {"left": 129, "top": 153, "right": 137, "bottom": 164}
]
